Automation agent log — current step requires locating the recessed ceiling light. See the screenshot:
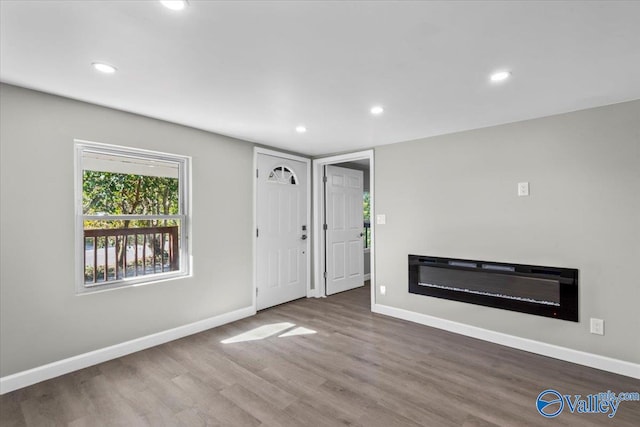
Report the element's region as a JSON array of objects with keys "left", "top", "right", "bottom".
[
  {"left": 92, "top": 62, "right": 117, "bottom": 74},
  {"left": 490, "top": 71, "right": 511, "bottom": 82},
  {"left": 295, "top": 125, "right": 307, "bottom": 133},
  {"left": 370, "top": 105, "right": 384, "bottom": 115},
  {"left": 160, "top": 0, "right": 187, "bottom": 11}
]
